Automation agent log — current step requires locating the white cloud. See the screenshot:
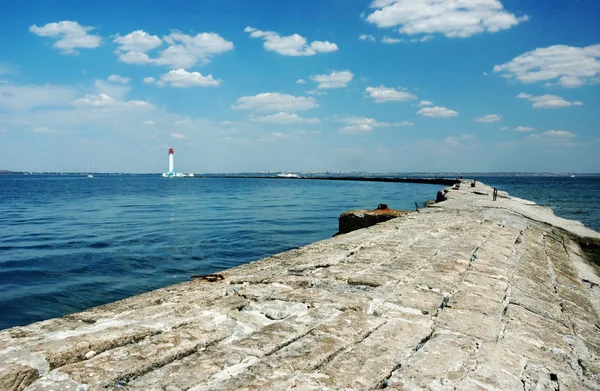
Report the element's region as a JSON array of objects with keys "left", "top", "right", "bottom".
[
  {"left": 340, "top": 124, "right": 374, "bottom": 133},
  {"left": 514, "top": 126, "right": 534, "bottom": 132},
  {"left": 359, "top": 34, "right": 376, "bottom": 42},
  {"left": 171, "top": 132, "right": 185, "bottom": 139},
  {"left": 114, "top": 30, "right": 233, "bottom": 68},
  {"left": 382, "top": 36, "right": 403, "bottom": 44},
  {"left": 311, "top": 70, "right": 354, "bottom": 89},
  {"left": 29, "top": 21, "right": 102, "bottom": 54},
  {"left": 114, "top": 30, "right": 162, "bottom": 52},
  {"left": 474, "top": 114, "right": 501, "bottom": 123},
  {"left": 159, "top": 69, "right": 222, "bottom": 88},
  {"left": 108, "top": 74, "right": 131, "bottom": 84},
  {"left": 257, "top": 131, "right": 297, "bottom": 142},
  {"left": 414, "top": 35, "right": 432, "bottom": 43},
  {"left": 493, "top": 44, "right": 600, "bottom": 87},
  {"left": 296, "top": 79, "right": 306, "bottom": 84},
  {"left": 245, "top": 26, "right": 338, "bottom": 56},
  {"left": 365, "top": 85, "right": 417, "bottom": 103},
  {"left": 143, "top": 77, "right": 155, "bottom": 84},
  {"left": 73, "top": 93, "right": 154, "bottom": 110},
  {"left": 500, "top": 126, "right": 509, "bottom": 131},
  {"left": 417, "top": 106, "right": 458, "bottom": 118},
  {"left": 543, "top": 130, "right": 575, "bottom": 138},
  {"left": 418, "top": 100, "right": 432, "bottom": 106},
  {"left": 339, "top": 116, "right": 413, "bottom": 133},
  {"left": 306, "top": 90, "right": 326, "bottom": 96},
  {"left": 366, "top": 0, "right": 528, "bottom": 38},
  {"left": 143, "top": 120, "right": 154, "bottom": 125},
  {"left": 250, "top": 112, "right": 320, "bottom": 124},
  {"left": 157, "top": 32, "right": 234, "bottom": 68},
  {"left": 516, "top": 93, "right": 583, "bottom": 109},
  {"left": 232, "top": 93, "right": 317, "bottom": 112}
]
